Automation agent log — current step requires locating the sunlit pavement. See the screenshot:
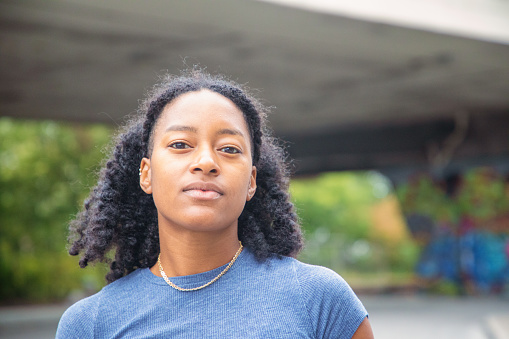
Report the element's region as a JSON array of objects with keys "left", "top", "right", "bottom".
[
  {"left": 0, "top": 295, "right": 508, "bottom": 339},
  {"left": 361, "top": 295, "right": 509, "bottom": 339}
]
